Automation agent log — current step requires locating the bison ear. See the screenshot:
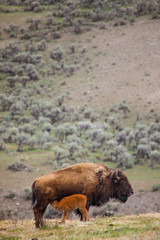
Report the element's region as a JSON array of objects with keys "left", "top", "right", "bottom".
[{"left": 112, "top": 170, "right": 120, "bottom": 184}]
